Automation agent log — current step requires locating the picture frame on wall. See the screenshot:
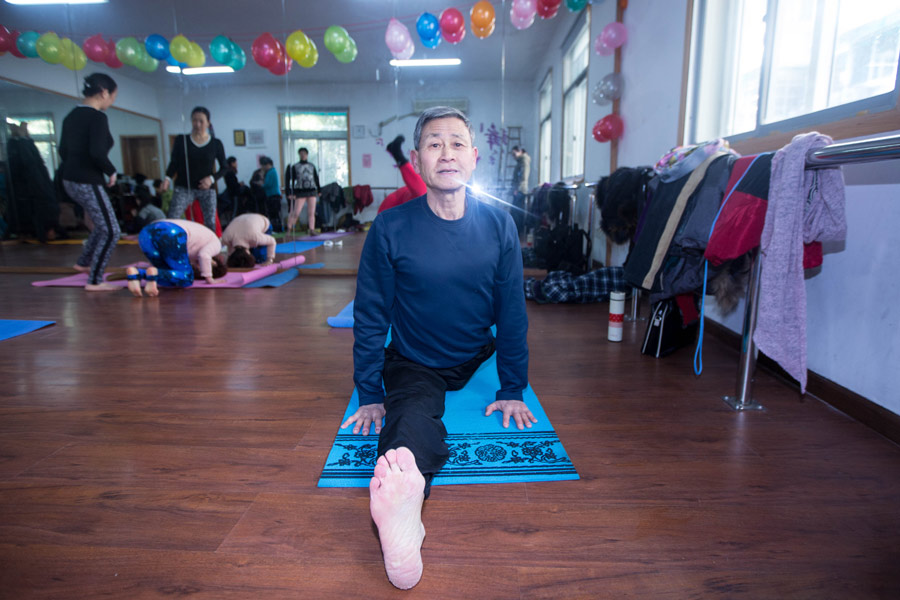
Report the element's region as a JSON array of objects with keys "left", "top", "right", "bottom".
[
  {"left": 246, "top": 129, "right": 265, "bottom": 148},
  {"left": 233, "top": 130, "right": 246, "bottom": 147}
]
